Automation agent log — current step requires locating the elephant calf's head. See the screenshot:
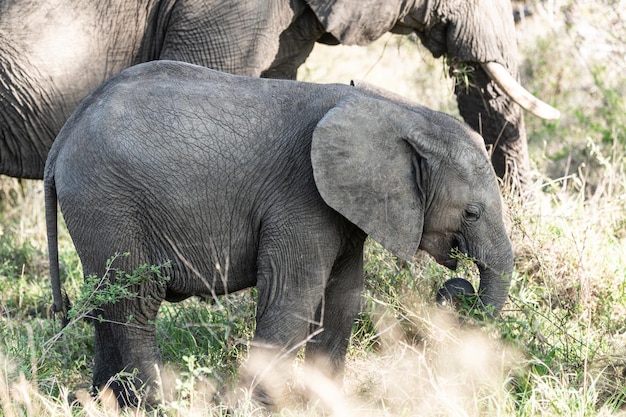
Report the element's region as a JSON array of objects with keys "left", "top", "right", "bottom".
[{"left": 311, "top": 91, "right": 513, "bottom": 316}]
